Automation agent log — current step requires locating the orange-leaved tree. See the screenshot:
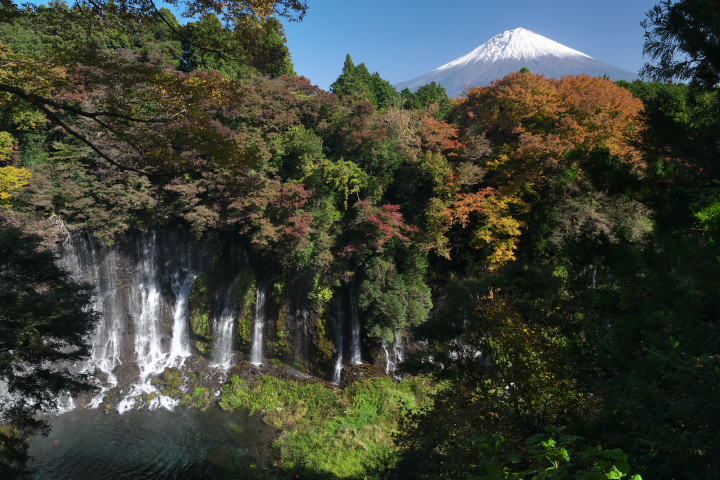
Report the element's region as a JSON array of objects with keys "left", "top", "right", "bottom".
[{"left": 445, "top": 72, "right": 643, "bottom": 266}]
